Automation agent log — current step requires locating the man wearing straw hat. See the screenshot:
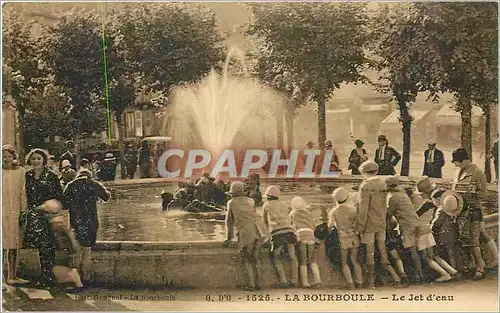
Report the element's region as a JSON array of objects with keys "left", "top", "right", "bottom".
[{"left": 423, "top": 139, "right": 445, "bottom": 178}]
